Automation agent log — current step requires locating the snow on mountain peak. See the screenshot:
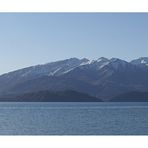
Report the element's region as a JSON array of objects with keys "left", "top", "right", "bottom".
[
  {"left": 79, "top": 58, "right": 91, "bottom": 66},
  {"left": 3, "top": 57, "right": 148, "bottom": 80},
  {"left": 86, "top": 57, "right": 110, "bottom": 70},
  {"left": 80, "top": 60, "right": 91, "bottom": 66},
  {"left": 131, "top": 57, "right": 148, "bottom": 67},
  {"left": 97, "top": 57, "right": 109, "bottom": 62},
  {"left": 141, "top": 60, "right": 146, "bottom": 64},
  {"left": 139, "top": 57, "right": 148, "bottom": 65}
]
